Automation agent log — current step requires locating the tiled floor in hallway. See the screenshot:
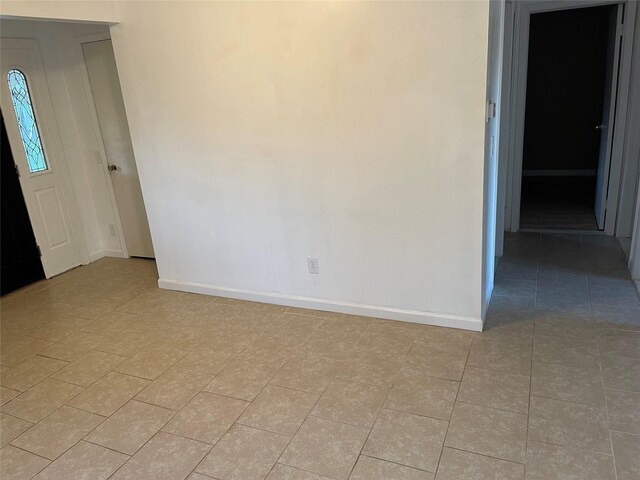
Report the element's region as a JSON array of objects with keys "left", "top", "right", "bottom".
[{"left": 1, "top": 233, "right": 639, "bottom": 479}]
